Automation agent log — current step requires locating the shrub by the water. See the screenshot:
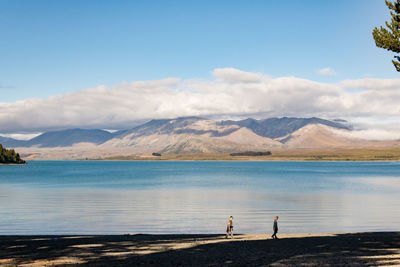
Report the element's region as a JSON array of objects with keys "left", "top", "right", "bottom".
[
  {"left": 0, "top": 144, "right": 26, "bottom": 164},
  {"left": 230, "top": 151, "right": 272, "bottom": 156}
]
